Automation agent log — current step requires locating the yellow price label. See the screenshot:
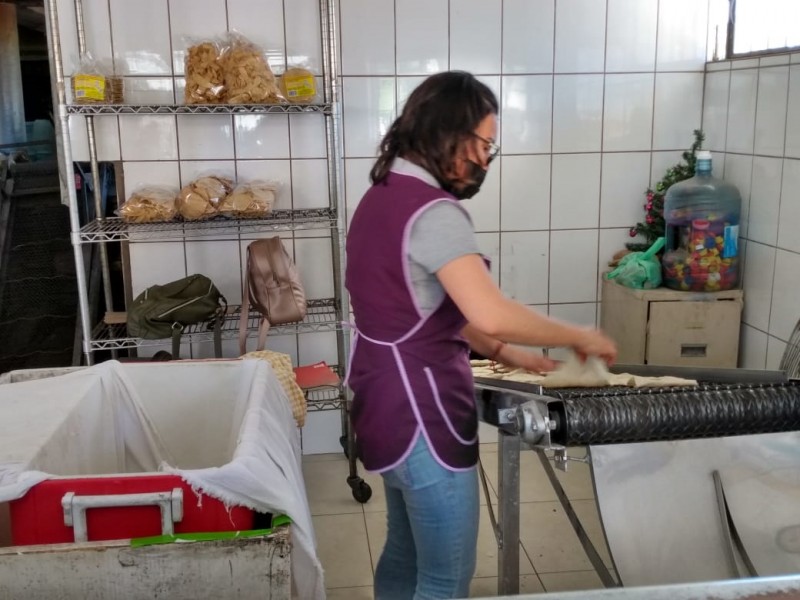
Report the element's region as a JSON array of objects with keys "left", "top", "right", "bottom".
[
  {"left": 74, "top": 74, "right": 106, "bottom": 101},
  {"left": 283, "top": 74, "right": 316, "bottom": 100}
]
